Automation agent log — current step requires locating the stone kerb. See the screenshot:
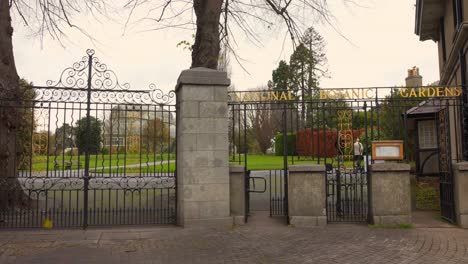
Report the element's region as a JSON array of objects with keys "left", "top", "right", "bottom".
[
  {"left": 176, "top": 67, "right": 232, "bottom": 228},
  {"left": 370, "top": 163, "right": 411, "bottom": 225},
  {"left": 454, "top": 162, "right": 468, "bottom": 228},
  {"left": 229, "top": 165, "right": 245, "bottom": 225},
  {"left": 288, "top": 164, "right": 326, "bottom": 227}
]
